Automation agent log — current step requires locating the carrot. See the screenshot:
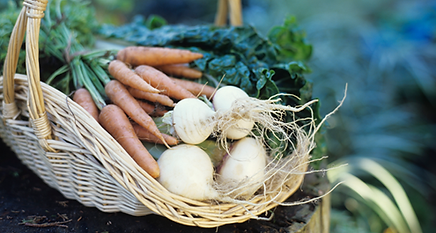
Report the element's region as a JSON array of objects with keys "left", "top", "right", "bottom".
[
  {"left": 132, "top": 123, "right": 179, "bottom": 146},
  {"left": 169, "top": 77, "right": 216, "bottom": 99},
  {"left": 135, "top": 65, "right": 196, "bottom": 100},
  {"left": 128, "top": 86, "right": 175, "bottom": 107},
  {"left": 108, "top": 60, "right": 160, "bottom": 94},
  {"left": 116, "top": 46, "right": 203, "bottom": 67},
  {"left": 99, "top": 104, "right": 160, "bottom": 178},
  {"left": 155, "top": 64, "right": 203, "bottom": 79},
  {"left": 104, "top": 80, "right": 169, "bottom": 148},
  {"left": 73, "top": 88, "right": 99, "bottom": 121},
  {"left": 137, "top": 100, "right": 168, "bottom": 117}
]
